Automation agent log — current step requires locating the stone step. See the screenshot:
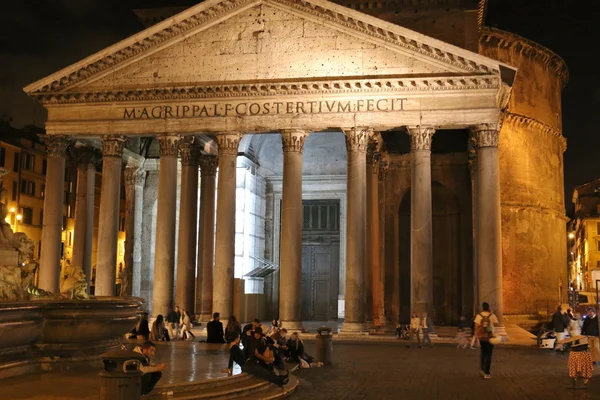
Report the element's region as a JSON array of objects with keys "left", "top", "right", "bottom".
[
  {"left": 150, "top": 373, "right": 298, "bottom": 400},
  {"left": 155, "top": 373, "right": 254, "bottom": 395}
]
